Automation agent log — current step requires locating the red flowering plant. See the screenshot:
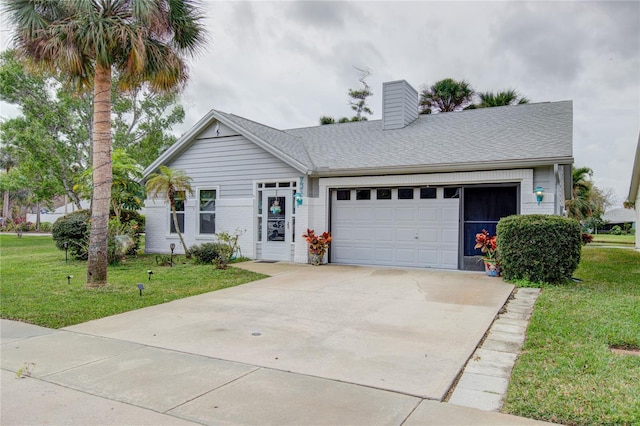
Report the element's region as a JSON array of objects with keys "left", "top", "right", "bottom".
[
  {"left": 474, "top": 229, "right": 498, "bottom": 261},
  {"left": 302, "top": 229, "right": 332, "bottom": 264}
]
